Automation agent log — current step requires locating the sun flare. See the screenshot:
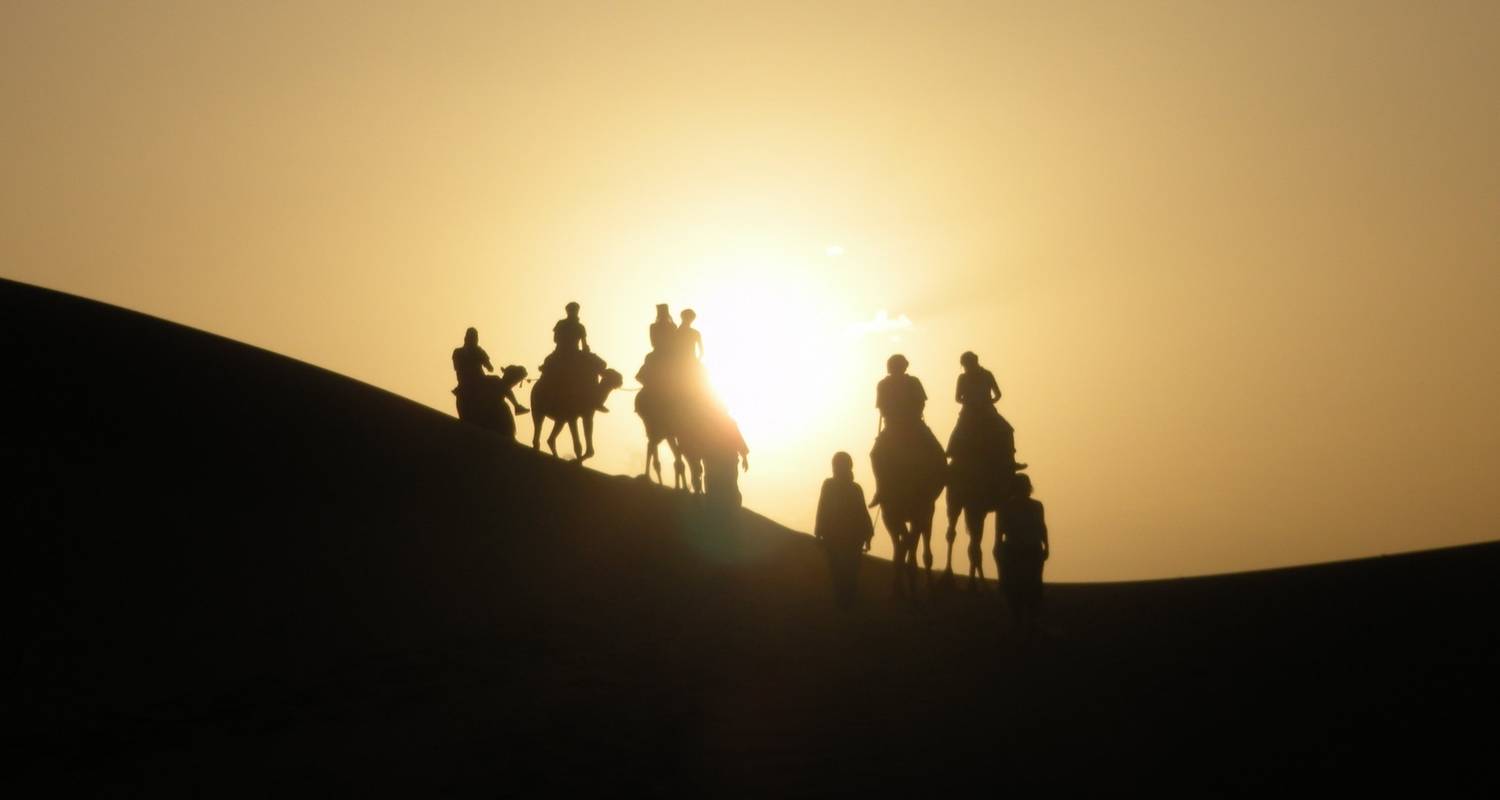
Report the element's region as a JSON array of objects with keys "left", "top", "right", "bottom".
[{"left": 687, "top": 276, "right": 860, "bottom": 447}]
